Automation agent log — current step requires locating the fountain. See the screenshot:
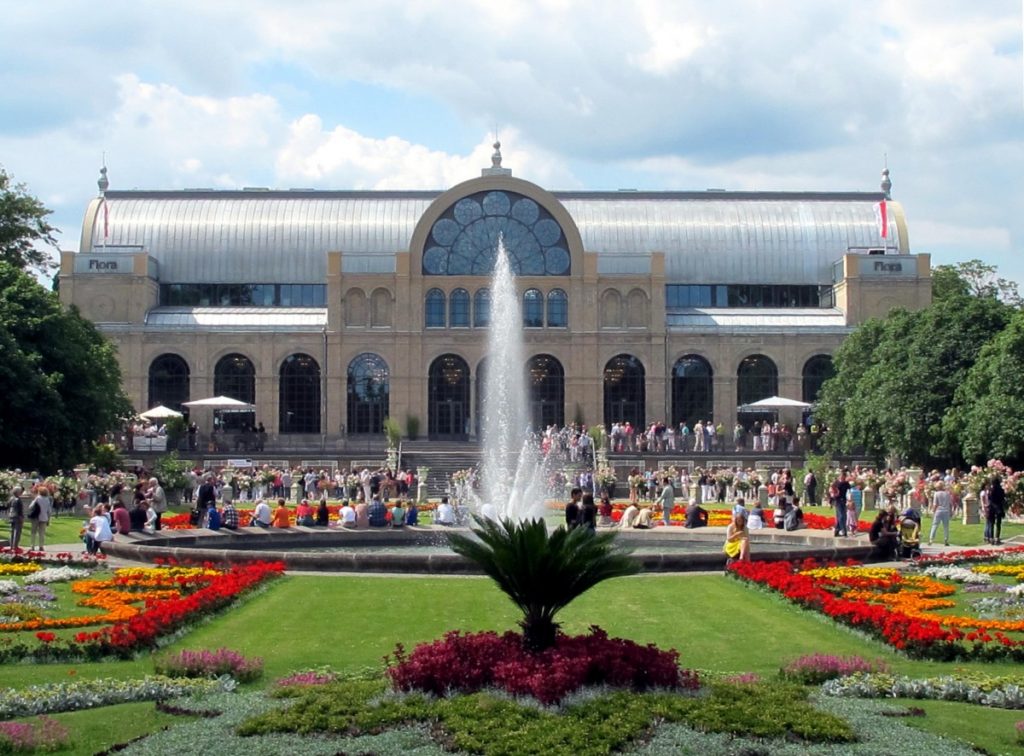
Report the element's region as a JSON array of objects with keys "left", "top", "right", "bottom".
[{"left": 474, "top": 238, "right": 550, "bottom": 521}]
